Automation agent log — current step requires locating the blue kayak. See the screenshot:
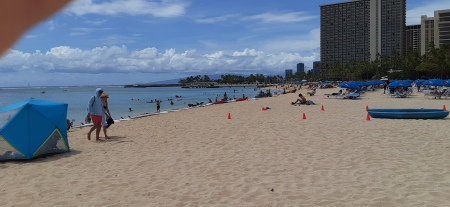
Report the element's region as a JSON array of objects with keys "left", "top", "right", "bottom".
[{"left": 367, "top": 108, "right": 449, "bottom": 119}]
